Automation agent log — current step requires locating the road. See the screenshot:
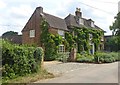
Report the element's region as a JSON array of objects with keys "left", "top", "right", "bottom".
[{"left": 35, "top": 61, "right": 119, "bottom": 83}]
